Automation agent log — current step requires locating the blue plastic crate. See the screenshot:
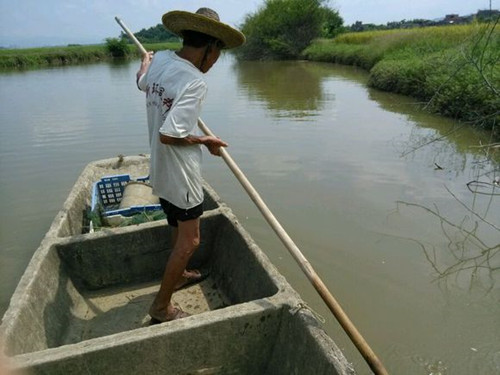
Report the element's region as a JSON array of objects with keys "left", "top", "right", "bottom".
[{"left": 91, "top": 174, "right": 161, "bottom": 218}]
